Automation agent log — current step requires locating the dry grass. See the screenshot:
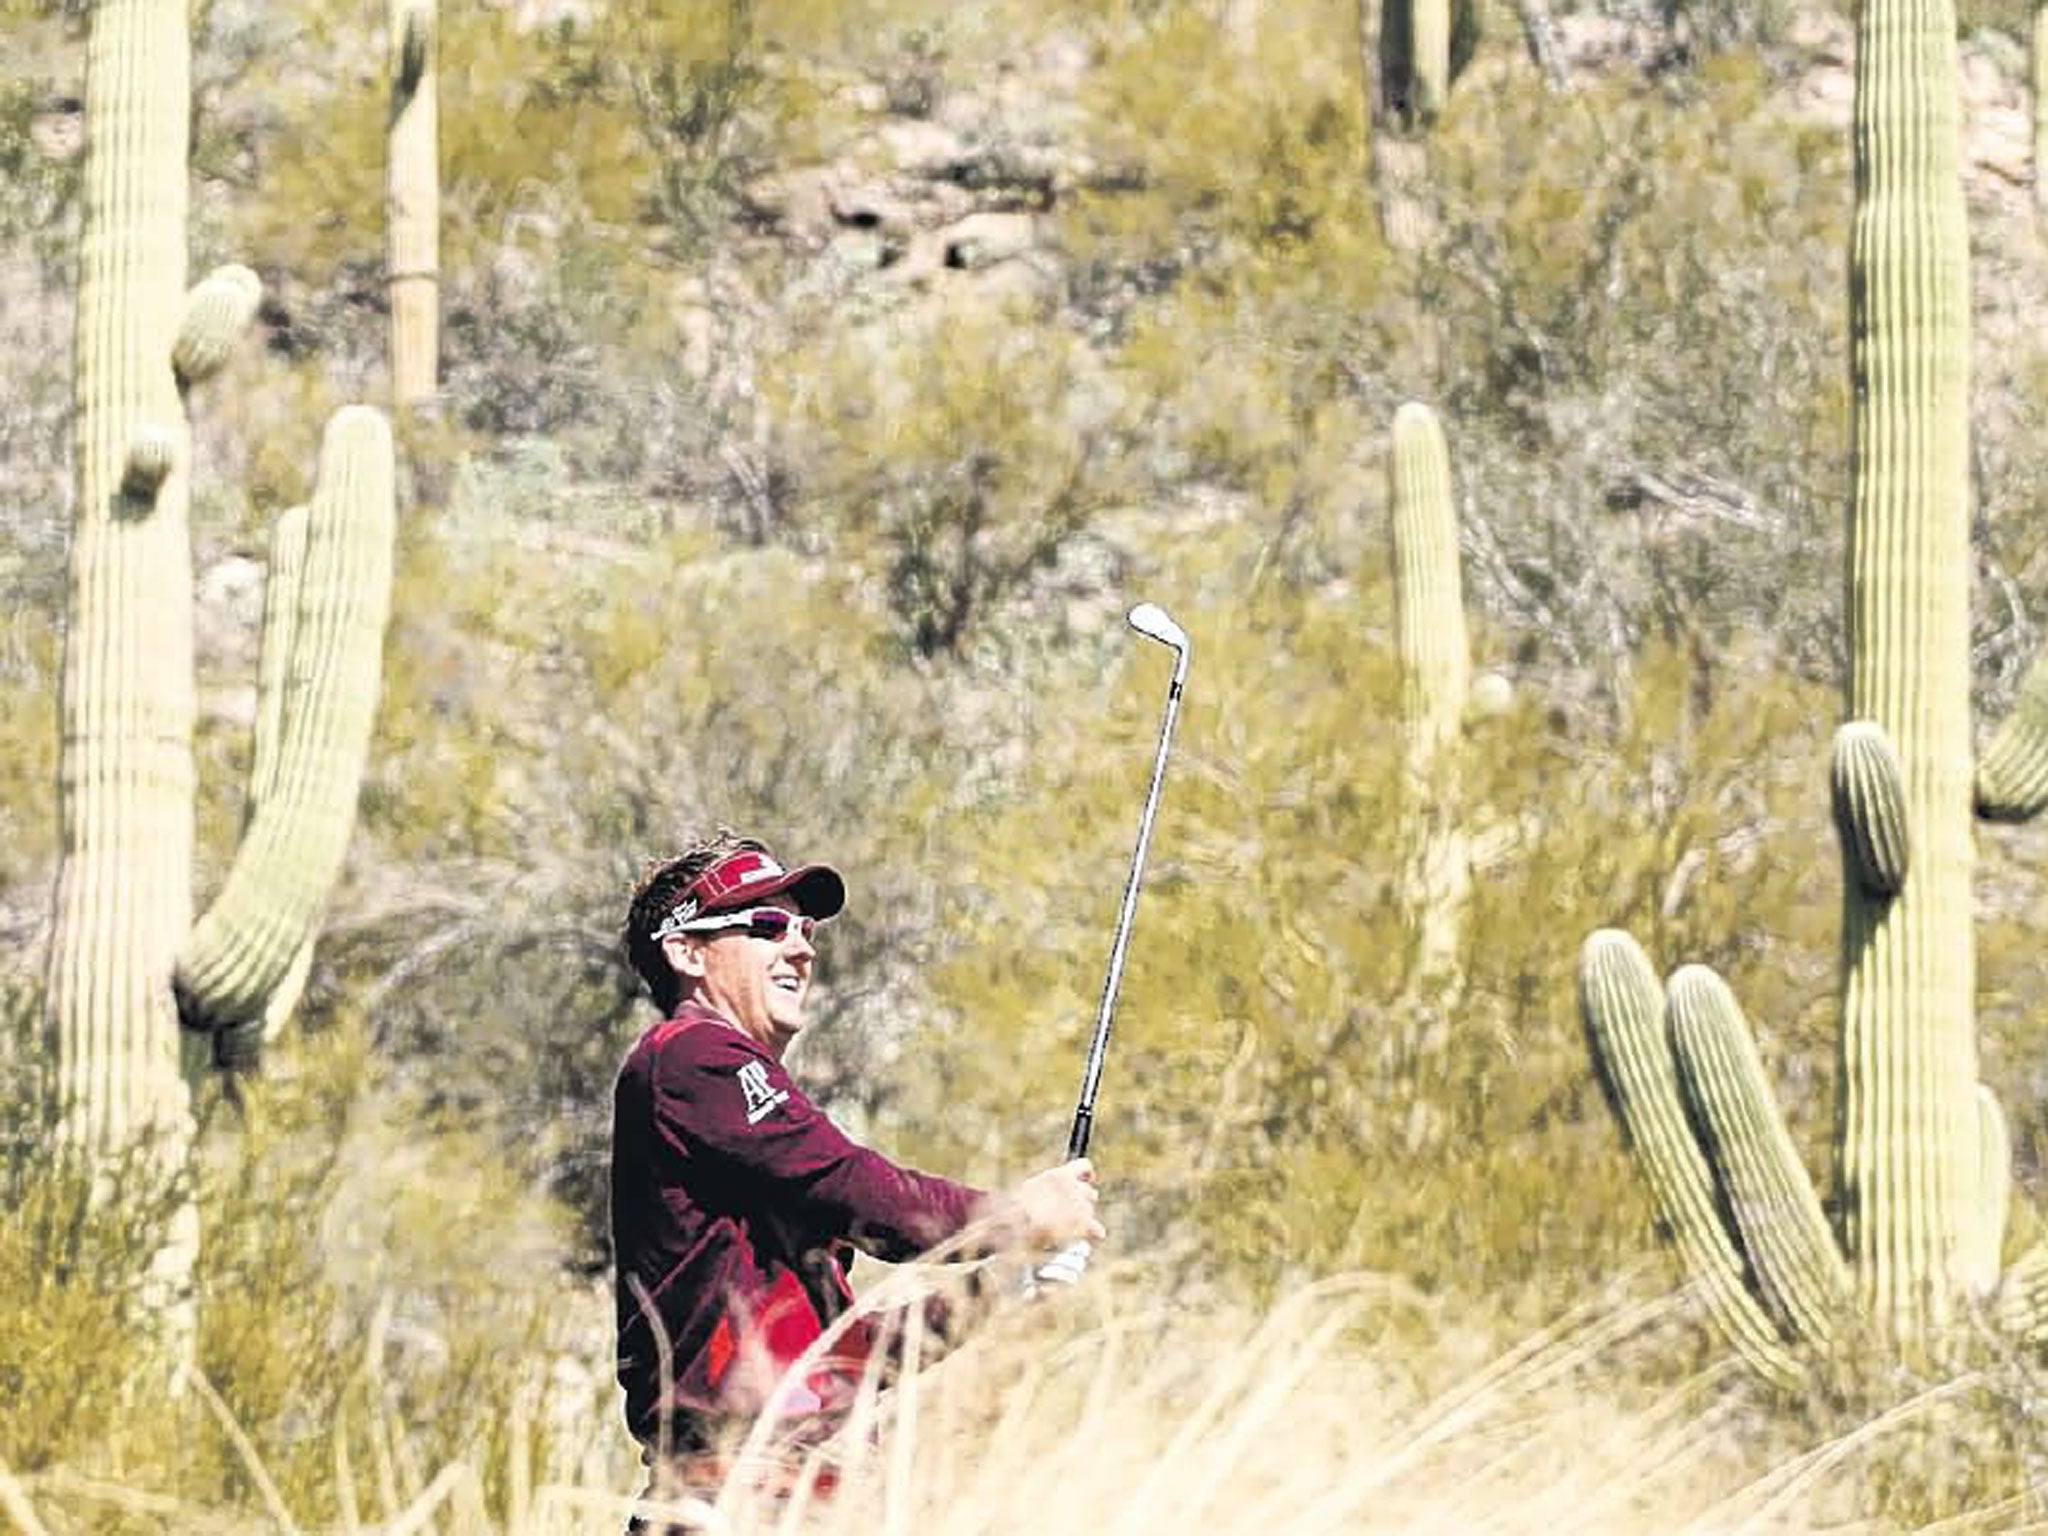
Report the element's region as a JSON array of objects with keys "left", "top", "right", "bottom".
[{"left": 6, "top": 1256, "right": 2040, "bottom": 1536}]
